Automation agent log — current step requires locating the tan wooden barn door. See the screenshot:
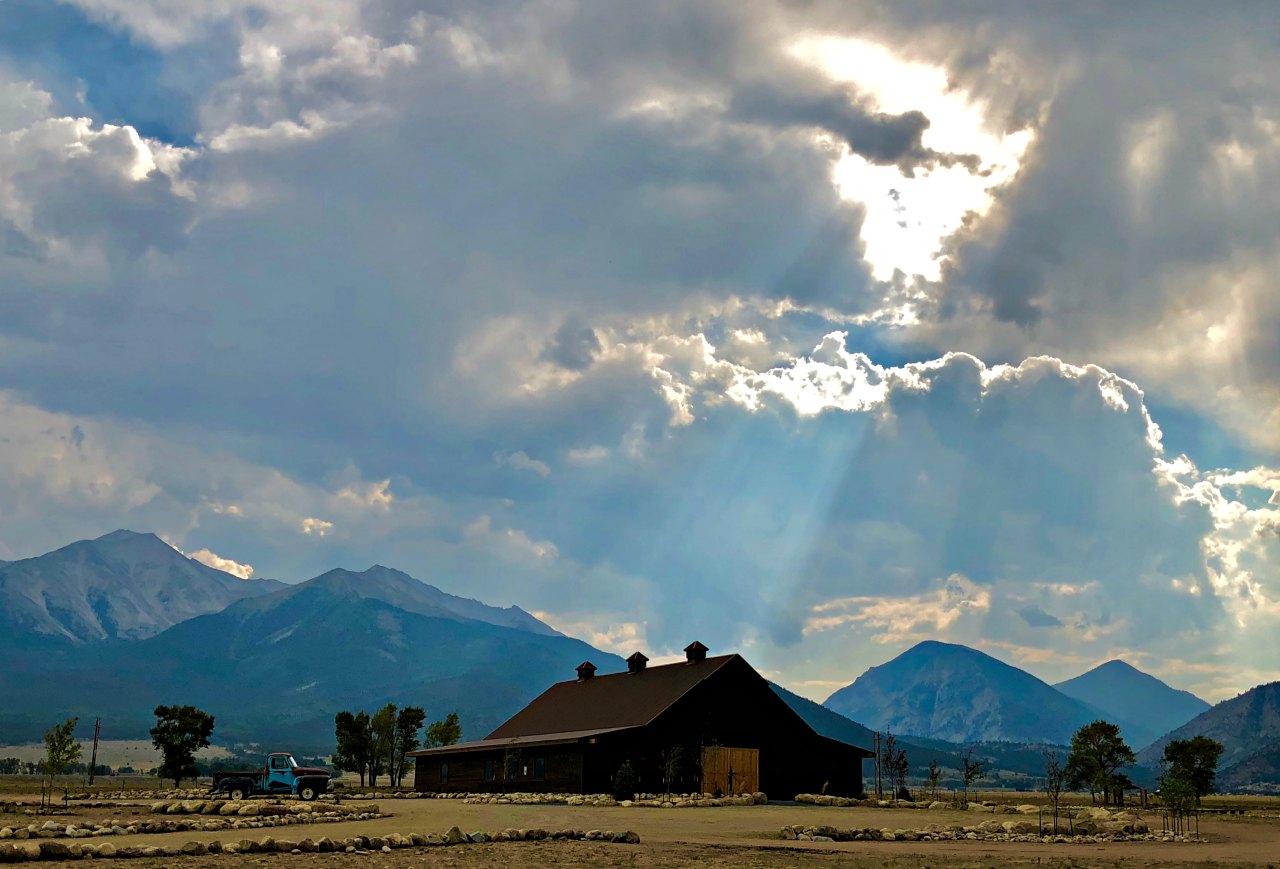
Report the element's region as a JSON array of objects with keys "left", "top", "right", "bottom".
[{"left": 700, "top": 746, "right": 759, "bottom": 795}]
